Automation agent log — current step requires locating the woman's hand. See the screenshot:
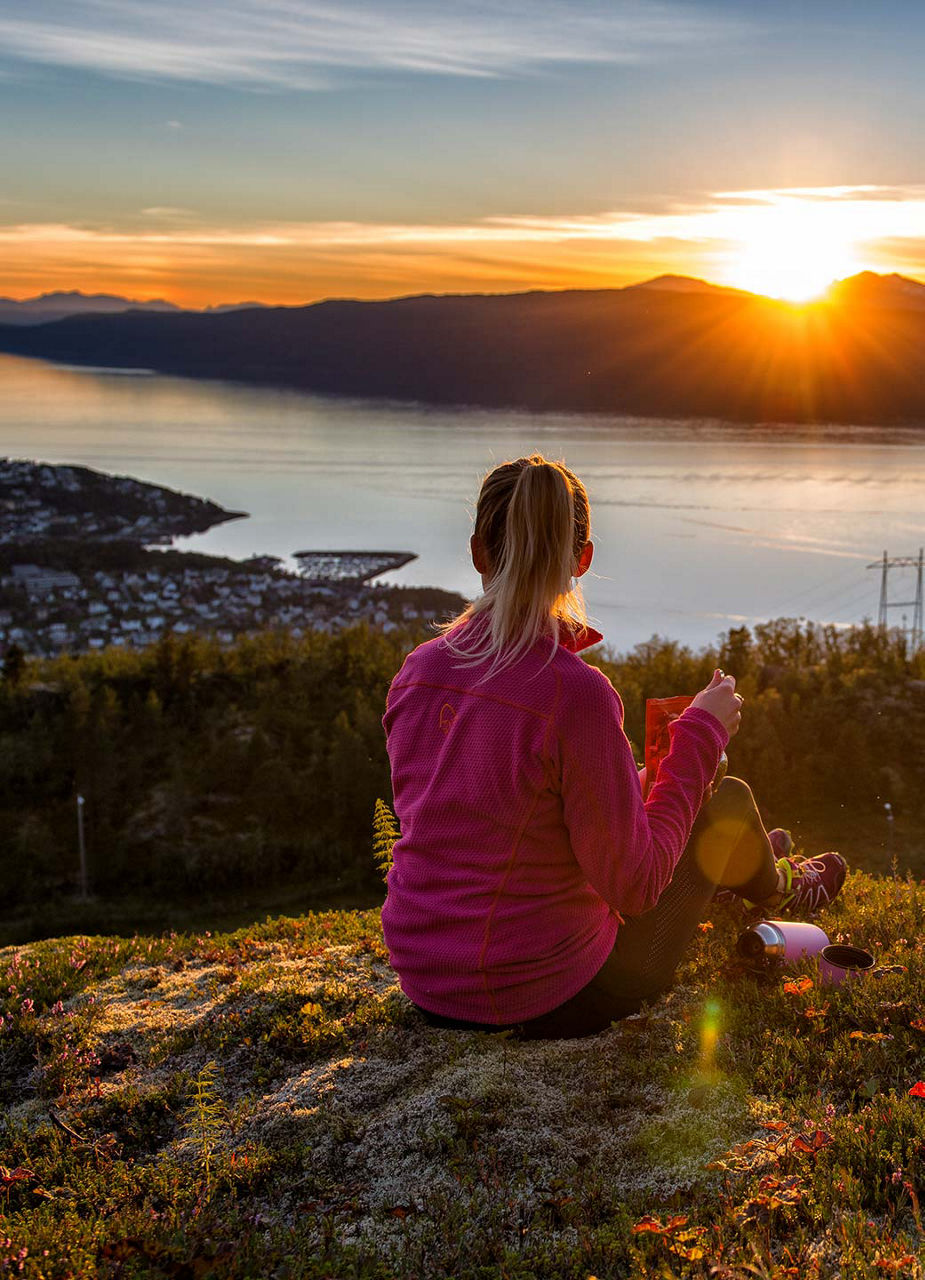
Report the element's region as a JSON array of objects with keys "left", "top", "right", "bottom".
[{"left": 690, "top": 669, "right": 743, "bottom": 738}]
